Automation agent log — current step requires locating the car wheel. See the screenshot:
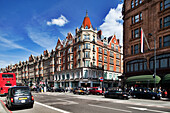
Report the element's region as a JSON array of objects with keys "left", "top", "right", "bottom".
[
  {"left": 29, "top": 104, "right": 33, "bottom": 108},
  {"left": 97, "top": 92, "right": 99, "bottom": 95},
  {"left": 152, "top": 96, "right": 156, "bottom": 100},
  {"left": 105, "top": 94, "right": 108, "bottom": 98},
  {"left": 133, "top": 95, "right": 136, "bottom": 98}
]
